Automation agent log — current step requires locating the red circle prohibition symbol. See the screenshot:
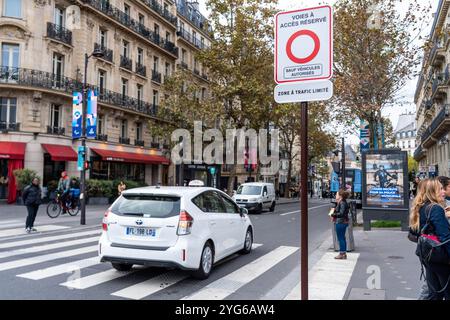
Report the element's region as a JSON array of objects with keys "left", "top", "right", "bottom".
[{"left": 286, "top": 30, "right": 320, "bottom": 64}]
